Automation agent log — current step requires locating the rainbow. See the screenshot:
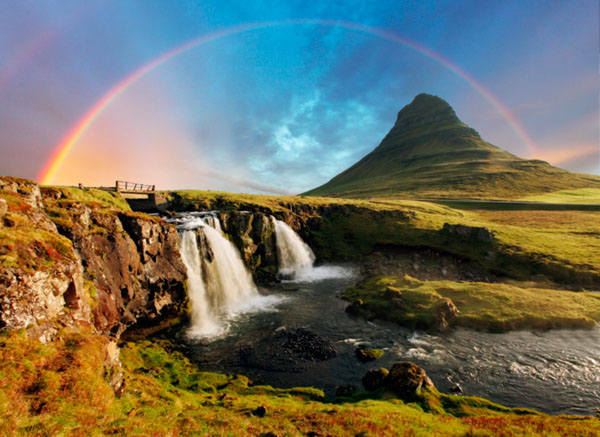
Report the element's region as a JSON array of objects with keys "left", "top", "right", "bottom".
[{"left": 38, "top": 19, "right": 538, "bottom": 185}]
